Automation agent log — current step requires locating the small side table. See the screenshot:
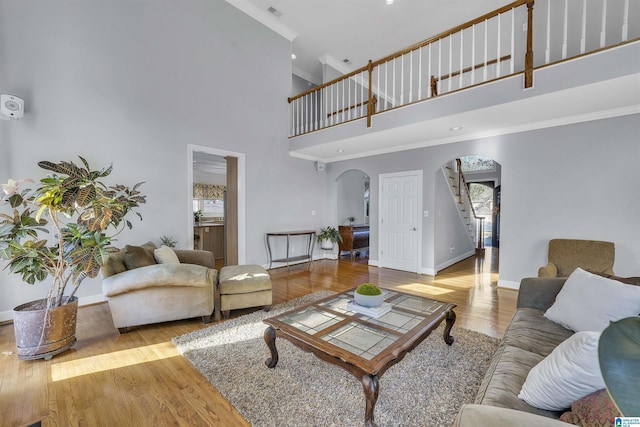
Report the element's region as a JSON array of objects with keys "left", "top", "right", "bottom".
[{"left": 266, "top": 230, "right": 316, "bottom": 270}]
